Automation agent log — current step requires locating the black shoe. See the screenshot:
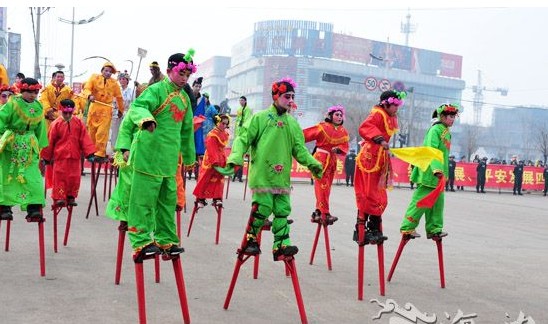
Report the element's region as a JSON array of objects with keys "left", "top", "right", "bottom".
[
  {"left": 518, "top": 193, "right": 523, "bottom": 196},
  {"left": 403, "top": 231, "right": 421, "bottom": 240},
  {"left": 325, "top": 213, "right": 338, "bottom": 224},
  {"left": 273, "top": 245, "right": 299, "bottom": 261},
  {"left": 426, "top": 231, "right": 448, "bottom": 240},
  {"left": 239, "top": 179, "right": 243, "bottom": 182},
  {"left": 353, "top": 229, "right": 369, "bottom": 246},
  {"left": 365, "top": 230, "right": 387, "bottom": 245},
  {"left": 196, "top": 199, "right": 207, "bottom": 208},
  {"left": 481, "top": 191, "right": 486, "bottom": 193},
  {"left": 54, "top": 199, "right": 67, "bottom": 207},
  {"left": 0, "top": 206, "right": 13, "bottom": 221},
  {"left": 67, "top": 196, "right": 78, "bottom": 206},
  {"left": 162, "top": 244, "right": 185, "bottom": 259},
  {"left": 26, "top": 205, "right": 43, "bottom": 222},
  {"left": 450, "top": 189, "right": 455, "bottom": 192},
  {"left": 311, "top": 209, "right": 321, "bottom": 223},
  {"left": 243, "top": 239, "right": 261, "bottom": 255},
  {"left": 133, "top": 244, "right": 161, "bottom": 263},
  {"left": 212, "top": 199, "right": 223, "bottom": 207}
]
